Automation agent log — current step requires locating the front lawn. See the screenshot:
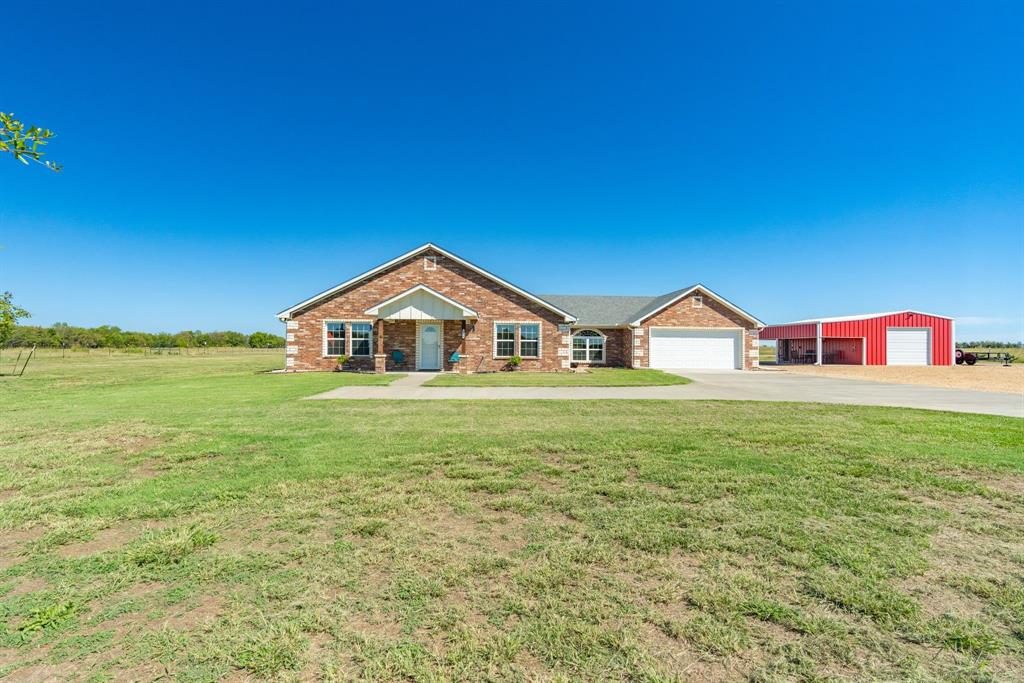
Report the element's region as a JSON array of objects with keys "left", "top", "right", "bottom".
[
  {"left": 424, "top": 367, "right": 691, "bottom": 387},
  {"left": 1, "top": 353, "right": 1022, "bottom": 681}
]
